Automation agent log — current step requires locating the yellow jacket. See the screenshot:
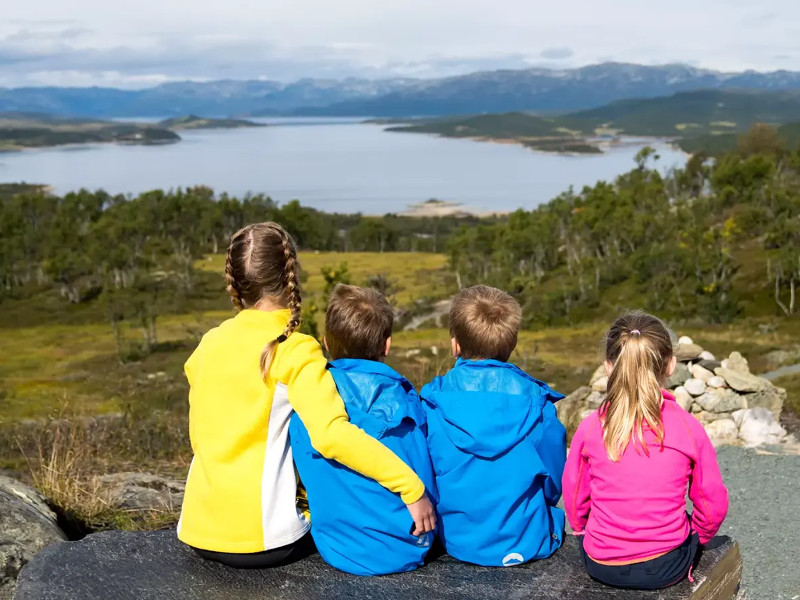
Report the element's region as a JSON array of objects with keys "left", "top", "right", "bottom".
[{"left": 177, "top": 308, "right": 425, "bottom": 553}]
